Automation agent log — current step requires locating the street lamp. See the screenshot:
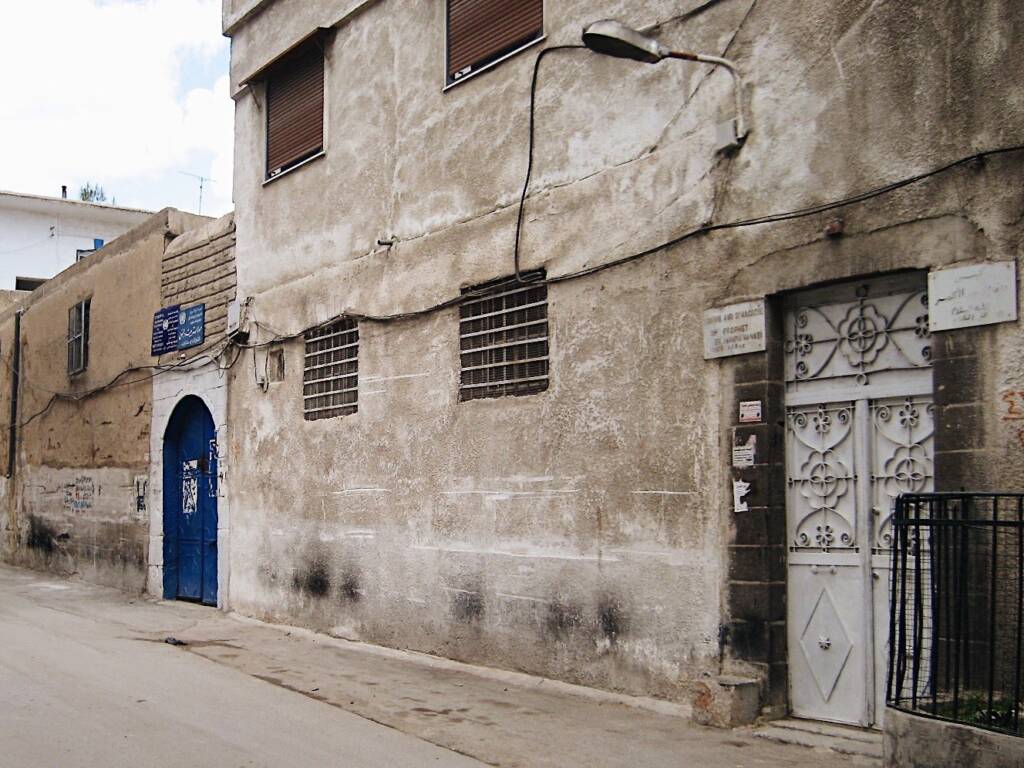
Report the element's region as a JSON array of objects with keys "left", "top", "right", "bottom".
[{"left": 581, "top": 20, "right": 748, "bottom": 151}]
